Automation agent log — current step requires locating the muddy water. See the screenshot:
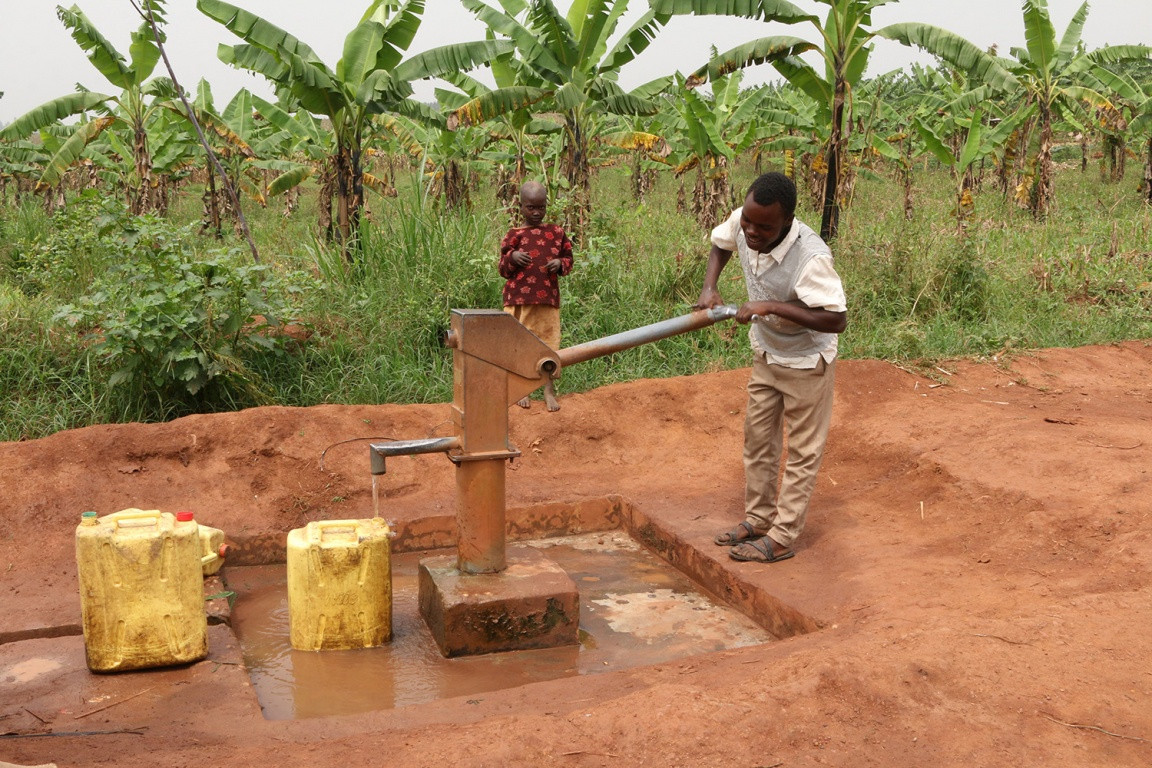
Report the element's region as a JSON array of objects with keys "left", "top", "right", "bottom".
[{"left": 228, "top": 532, "right": 771, "bottom": 719}]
